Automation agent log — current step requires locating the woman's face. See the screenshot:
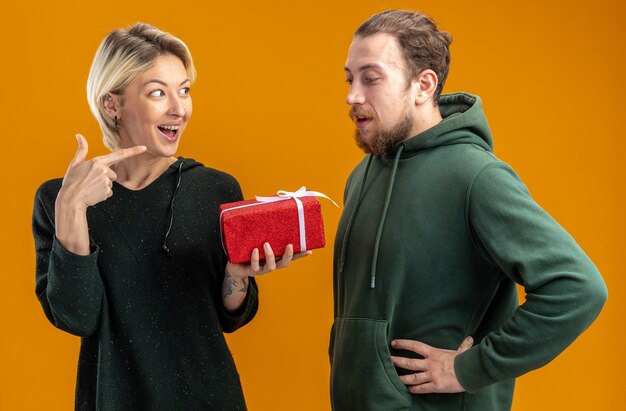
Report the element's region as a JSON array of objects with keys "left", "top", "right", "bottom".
[{"left": 116, "top": 54, "right": 192, "bottom": 158}]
